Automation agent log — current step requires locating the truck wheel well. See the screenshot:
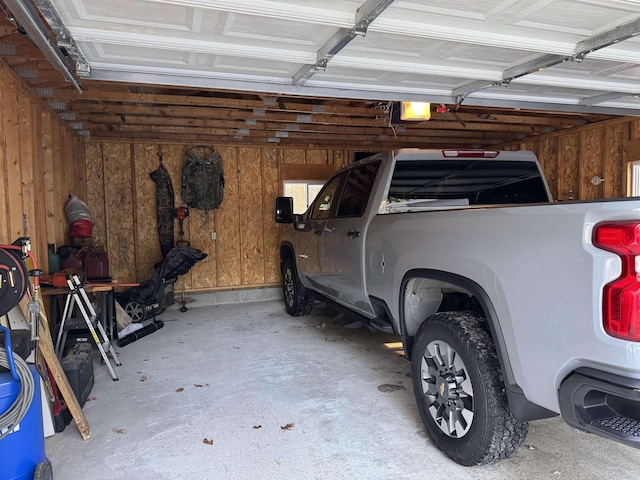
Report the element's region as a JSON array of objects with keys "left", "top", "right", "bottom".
[
  {"left": 401, "top": 270, "right": 556, "bottom": 422},
  {"left": 279, "top": 244, "right": 294, "bottom": 272},
  {"left": 402, "top": 276, "right": 487, "bottom": 340},
  {"left": 438, "top": 292, "right": 484, "bottom": 316}
]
